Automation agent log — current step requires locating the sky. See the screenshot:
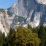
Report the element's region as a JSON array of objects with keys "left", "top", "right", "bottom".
[{"left": 0, "top": 0, "right": 17, "bottom": 9}]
